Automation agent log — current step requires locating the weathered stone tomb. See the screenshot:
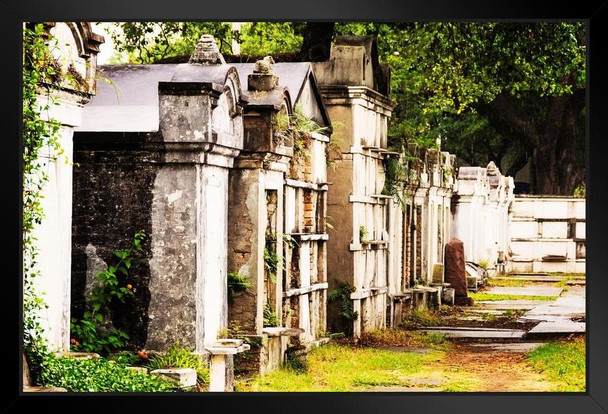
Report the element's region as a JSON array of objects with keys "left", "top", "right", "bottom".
[
  {"left": 72, "top": 36, "right": 247, "bottom": 354},
  {"left": 313, "top": 36, "right": 395, "bottom": 337},
  {"left": 225, "top": 58, "right": 332, "bottom": 374}
]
